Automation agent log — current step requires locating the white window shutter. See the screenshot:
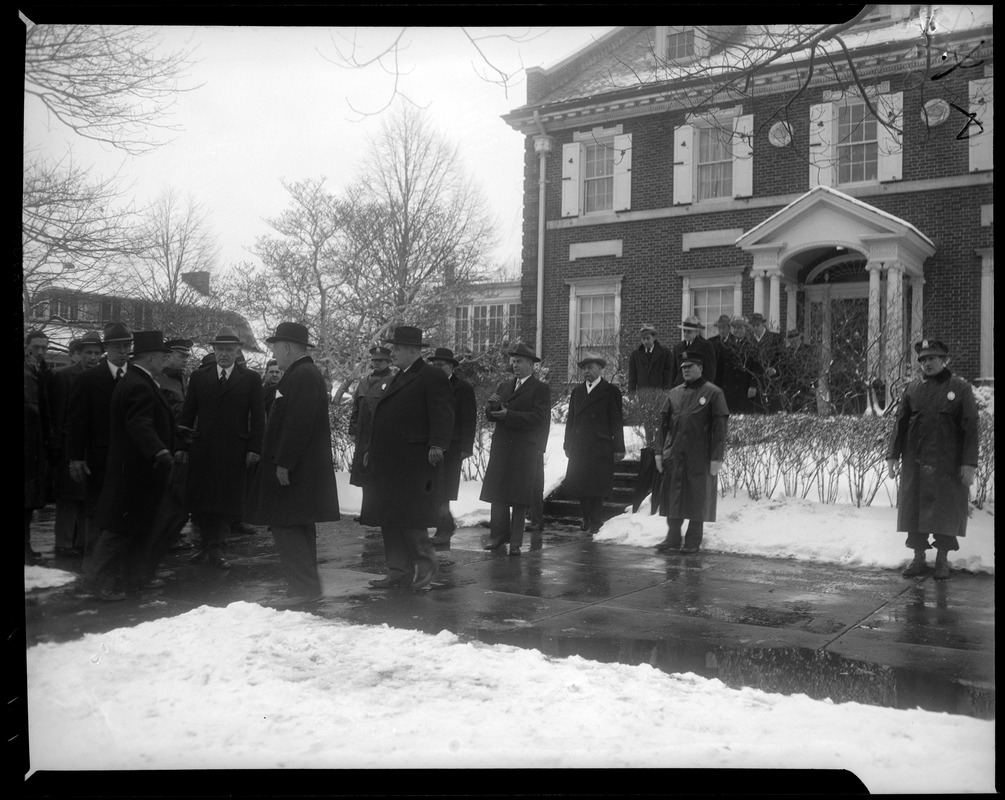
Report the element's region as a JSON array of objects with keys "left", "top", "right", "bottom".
[
  {"left": 561, "top": 142, "right": 582, "bottom": 217},
  {"left": 876, "top": 92, "right": 903, "bottom": 182},
  {"left": 612, "top": 133, "right": 632, "bottom": 211},
  {"left": 673, "top": 124, "right": 693, "bottom": 205},
  {"left": 732, "top": 114, "right": 754, "bottom": 198},
  {"left": 808, "top": 102, "right": 835, "bottom": 188},
  {"left": 969, "top": 78, "right": 993, "bottom": 173}
]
